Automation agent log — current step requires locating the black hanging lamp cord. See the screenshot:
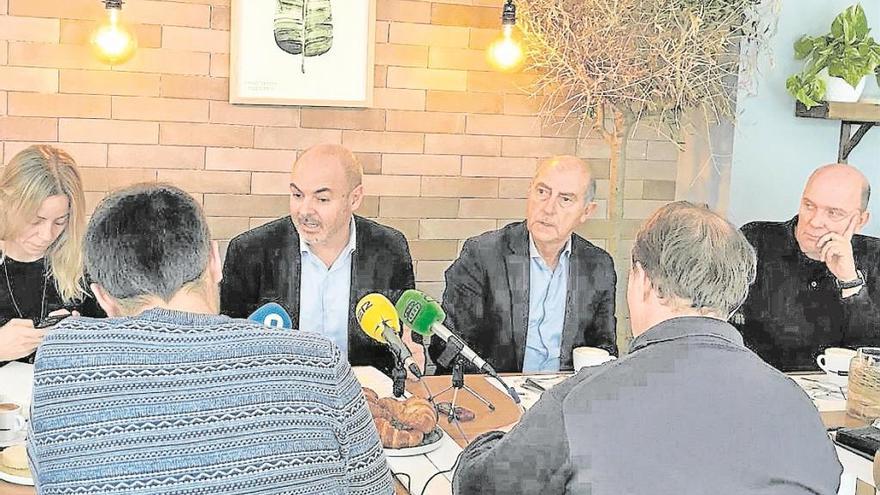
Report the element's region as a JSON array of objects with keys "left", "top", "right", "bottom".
[{"left": 502, "top": 0, "right": 516, "bottom": 26}]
